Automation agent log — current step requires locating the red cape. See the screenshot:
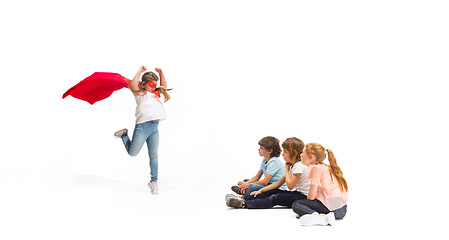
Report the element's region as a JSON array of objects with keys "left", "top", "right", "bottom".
[{"left": 62, "top": 72, "right": 131, "bottom": 105}]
